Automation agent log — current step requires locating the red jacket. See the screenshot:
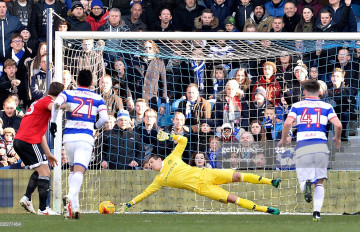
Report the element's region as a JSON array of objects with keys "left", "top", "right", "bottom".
[
  {"left": 252, "top": 75, "right": 282, "bottom": 106},
  {"left": 86, "top": 10, "right": 109, "bottom": 31}
]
